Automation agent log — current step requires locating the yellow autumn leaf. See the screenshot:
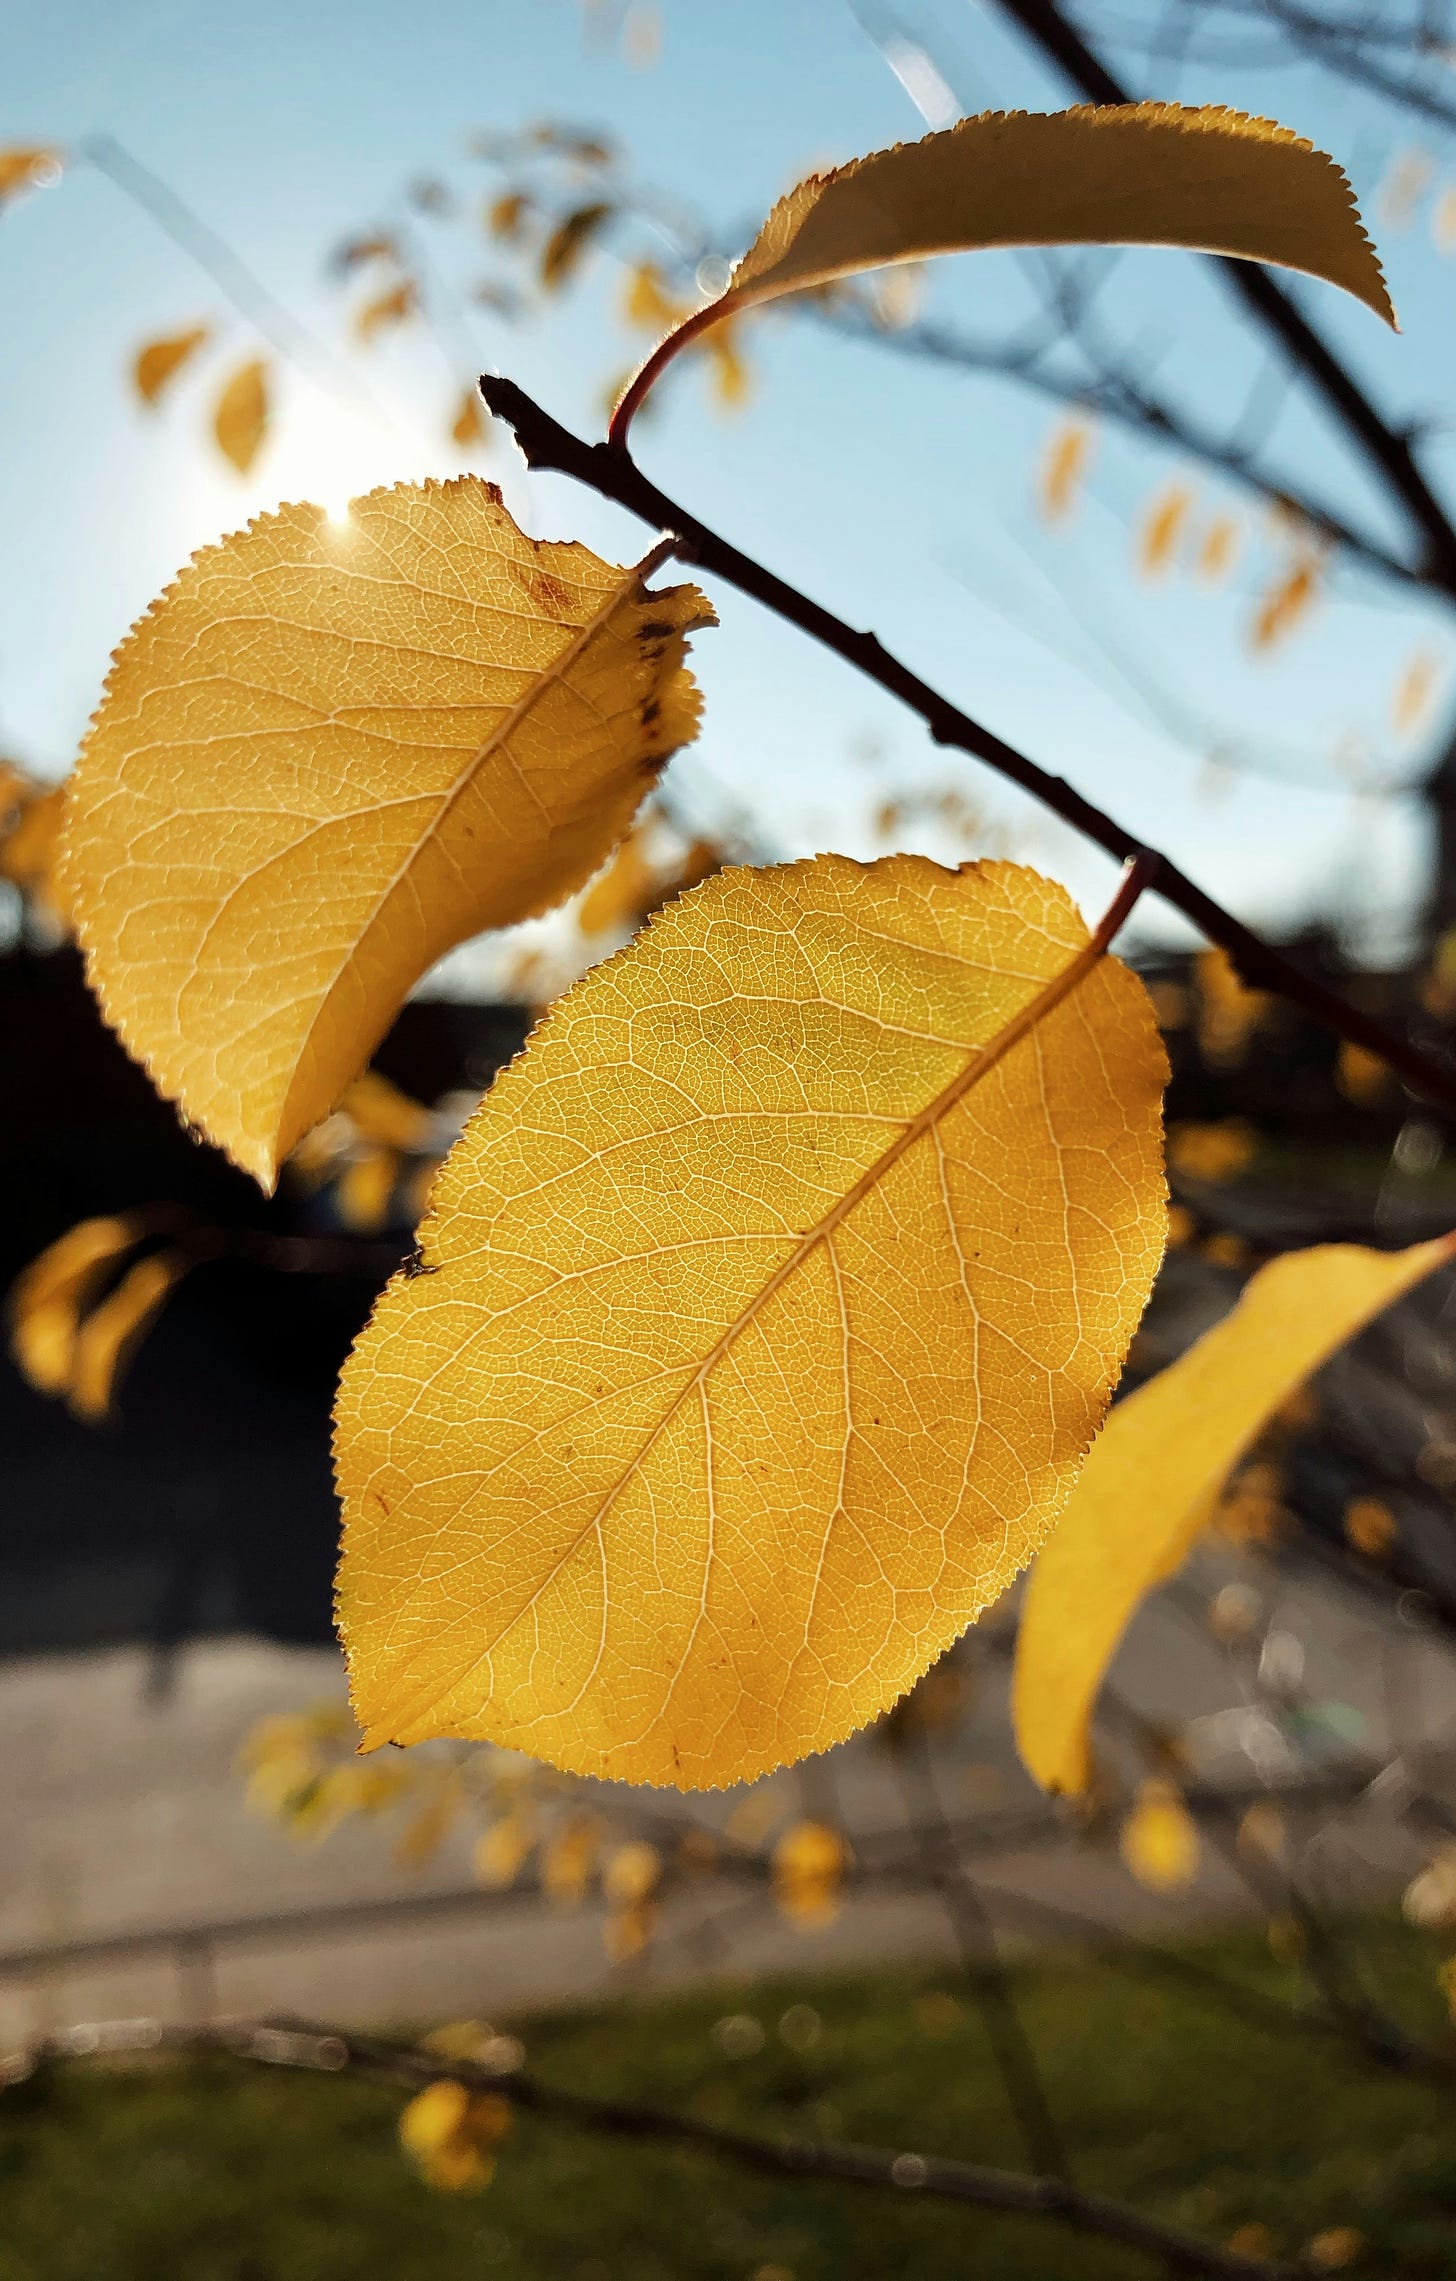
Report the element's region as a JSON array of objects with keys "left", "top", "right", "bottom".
[
  {"left": 1250, "top": 554, "right": 1320, "bottom": 653},
  {"left": 1392, "top": 648, "right": 1439, "bottom": 735},
  {"left": 1137, "top": 483, "right": 1194, "bottom": 578},
  {"left": 0, "top": 779, "right": 70, "bottom": 927},
  {"left": 399, "top": 2079, "right": 510, "bottom": 2194},
  {"left": 341, "top": 1071, "right": 436, "bottom": 1154},
  {"left": 0, "top": 146, "right": 61, "bottom": 204},
  {"left": 1014, "top": 1234, "right": 1455, "bottom": 1794},
  {"left": 1039, "top": 418, "right": 1094, "bottom": 522},
  {"left": 451, "top": 386, "right": 486, "bottom": 448},
  {"left": 355, "top": 280, "right": 416, "bottom": 345},
  {"left": 773, "top": 1820, "right": 847, "bottom": 1926},
  {"left": 336, "top": 854, "right": 1167, "bottom": 1788},
  {"left": 133, "top": 325, "right": 210, "bottom": 406},
  {"left": 8, "top": 1214, "right": 145, "bottom": 1396},
  {"left": 615, "top": 106, "right": 1393, "bottom": 429},
  {"left": 1120, "top": 1779, "right": 1199, "bottom": 1891},
  {"left": 335, "top": 1148, "right": 399, "bottom": 1233},
  {"left": 540, "top": 201, "right": 613, "bottom": 291},
  {"left": 472, "top": 1812, "right": 534, "bottom": 1889},
  {"left": 1195, "top": 514, "right": 1240, "bottom": 582},
  {"left": 213, "top": 357, "right": 269, "bottom": 474},
  {"left": 603, "top": 1840, "right": 662, "bottom": 1907},
  {"left": 577, "top": 824, "right": 658, "bottom": 936},
  {"left": 1343, "top": 1494, "right": 1398, "bottom": 1559},
  {"left": 63, "top": 480, "right": 714, "bottom": 1188},
  {"left": 541, "top": 1814, "right": 601, "bottom": 1905},
  {"left": 68, "top": 1249, "right": 190, "bottom": 1421}
]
